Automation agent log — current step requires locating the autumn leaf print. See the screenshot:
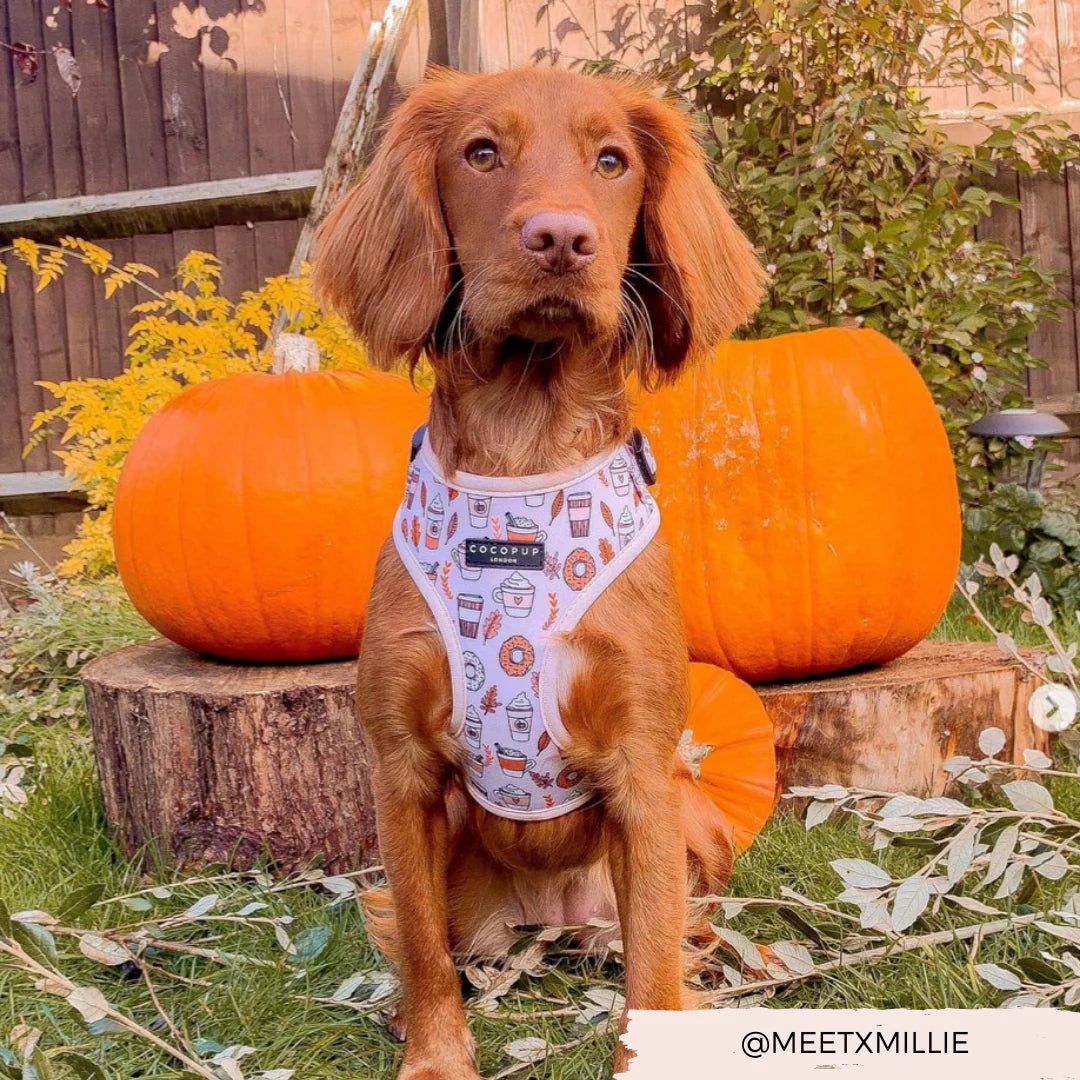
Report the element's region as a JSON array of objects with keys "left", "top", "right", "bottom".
[
  {"left": 411, "top": 515, "right": 421, "bottom": 548},
  {"left": 448, "top": 487, "right": 459, "bottom": 501},
  {"left": 600, "top": 501, "right": 615, "bottom": 533},
  {"left": 541, "top": 592, "right": 558, "bottom": 631},
  {"left": 483, "top": 744, "right": 494, "bottom": 767},
  {"left": 531, "top": 671, "right": 541, "bottom": 696},
  {"left": 543, "top": 794, "right": 555, "bottom": 809},
  {"left": 446, "top": 512, "right": 458, "bottom": 542},
  {"left": 400, "top": 517, "right": 408, "bottom": 541},
  {"left": 543, "top": 552, "right": 560, "bottom": 580},
  {"left": 483, "top": 610, "right": 502, "bottom": 641},
  {"left": 530, "top": 771, "right": 554, "bottom": 789},
  {"left": 440, "top": 562, "right": 453, "bottom": 599},
  {"left": 480, "top": 685, "right": 501, "bottom": 715},
  {"left": 549, "top": 489, "right": 565, "bottom": 523},
  {"left": 420, "top": 481, "right": 427, "bottom": 511},
  {"left": 598, "top": 538, "right": 615, "bottom": 565},
  {"left": 632, "top": 484, "right": 642, "bottom": 507},
  {"left": 597, "top": 469, "right": 609, "bottom": 488},
  {"left": 490, "top": 518, "right": 503, "bottom": 540}
]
